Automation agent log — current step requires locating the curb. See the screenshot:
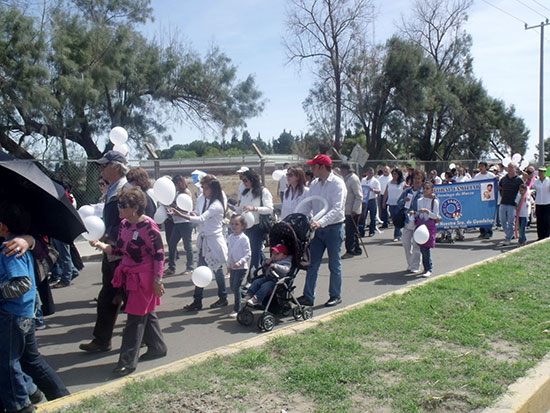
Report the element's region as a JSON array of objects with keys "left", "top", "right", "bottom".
[{"left": 38, "top": 239, "right": 550, "bottom": 412}]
